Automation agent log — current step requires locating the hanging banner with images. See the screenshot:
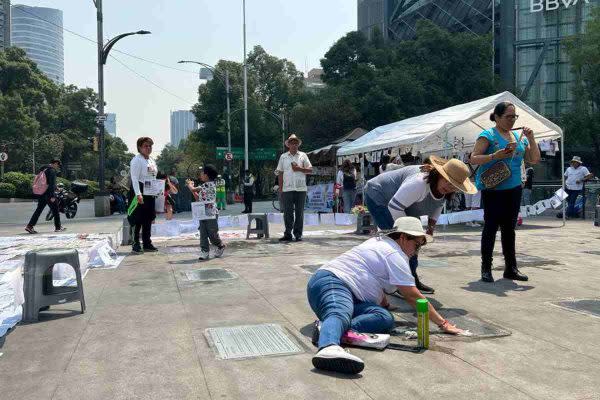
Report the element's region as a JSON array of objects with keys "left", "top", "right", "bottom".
[{"left": 305, "top": 183, "right": 335, "bottom": 212}]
